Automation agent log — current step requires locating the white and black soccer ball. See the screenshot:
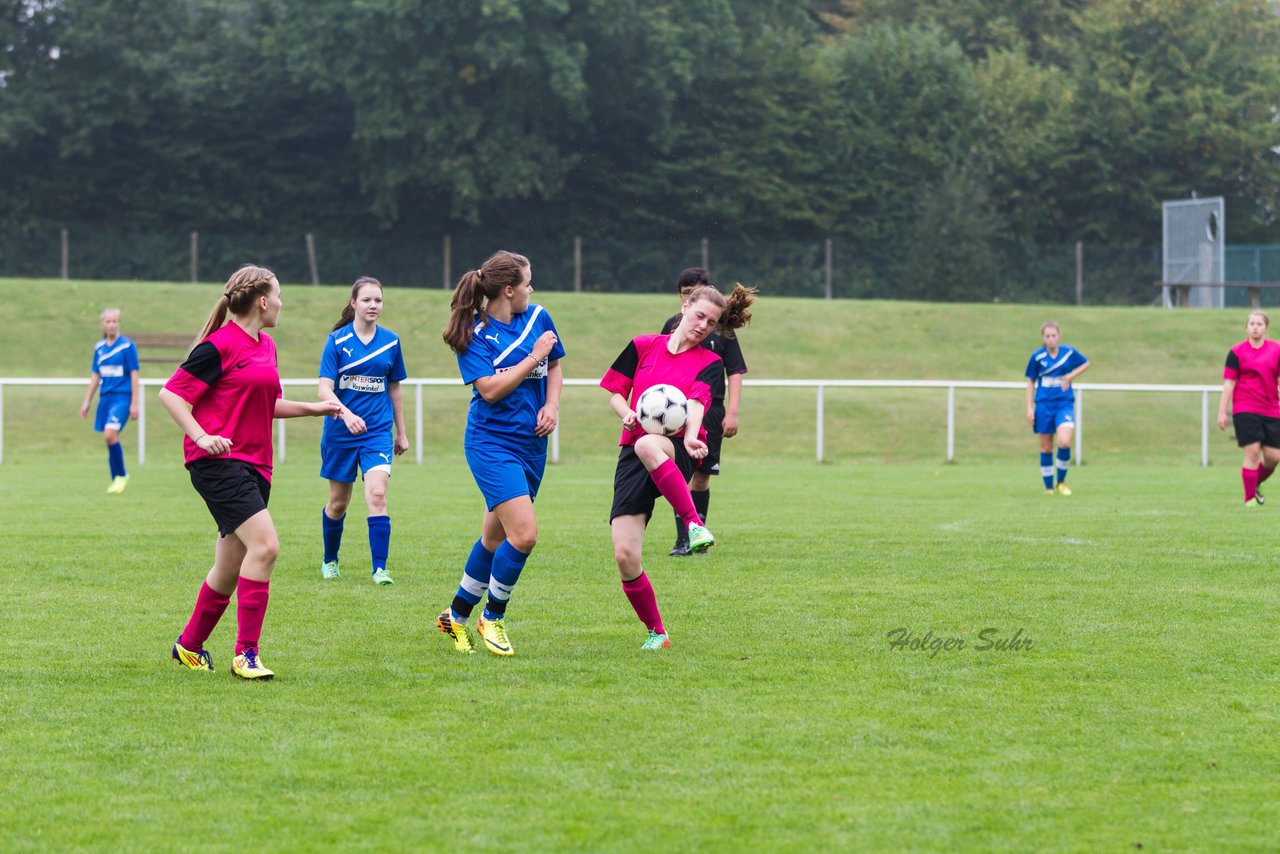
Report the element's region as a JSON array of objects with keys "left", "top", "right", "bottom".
[{"left": 636, "top": 384, "right": 689, "bottom": 436}]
